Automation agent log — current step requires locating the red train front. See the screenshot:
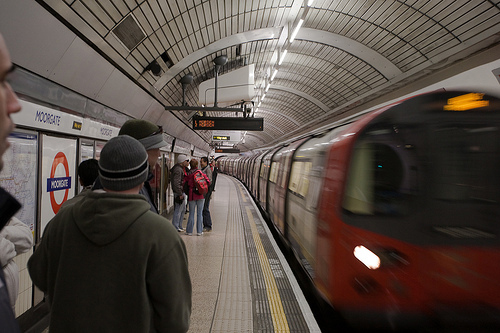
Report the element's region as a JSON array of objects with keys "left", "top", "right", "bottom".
[{"left": 316, "top": 92, "right": 500, "bottom": 329}]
